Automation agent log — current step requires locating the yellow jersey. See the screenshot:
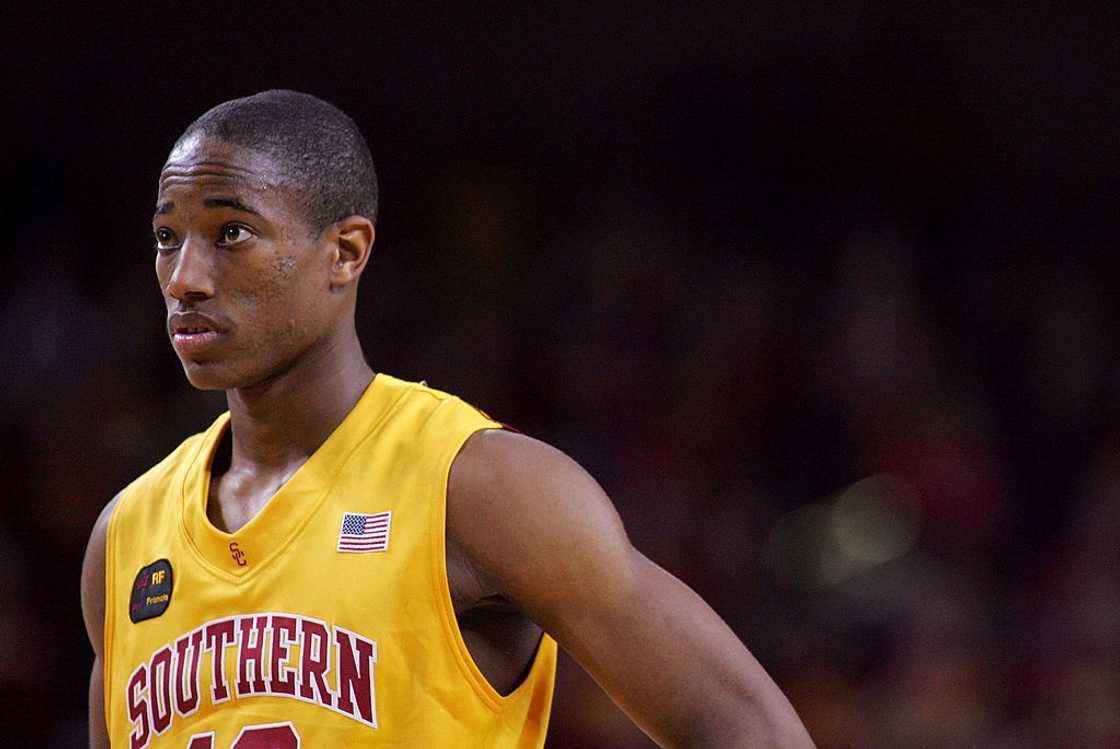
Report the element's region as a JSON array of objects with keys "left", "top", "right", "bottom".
[{"left": 103, "top": 374, "right": 557, "bottom": 748}]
